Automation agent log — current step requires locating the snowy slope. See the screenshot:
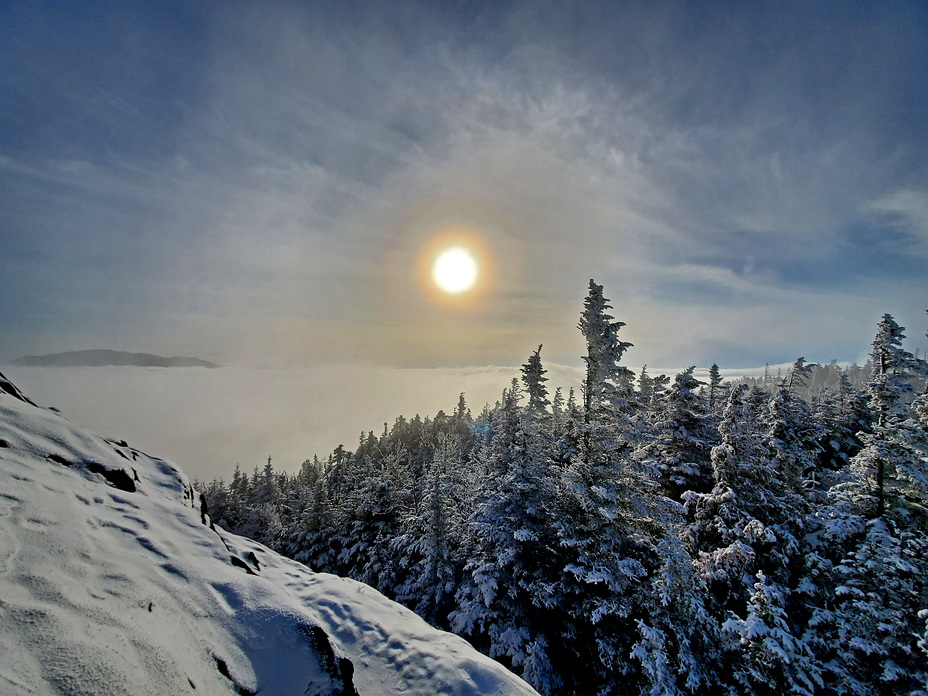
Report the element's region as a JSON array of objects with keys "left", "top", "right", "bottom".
[{"left": 0, "top": 375, "right": 539, "bottom": 696}]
